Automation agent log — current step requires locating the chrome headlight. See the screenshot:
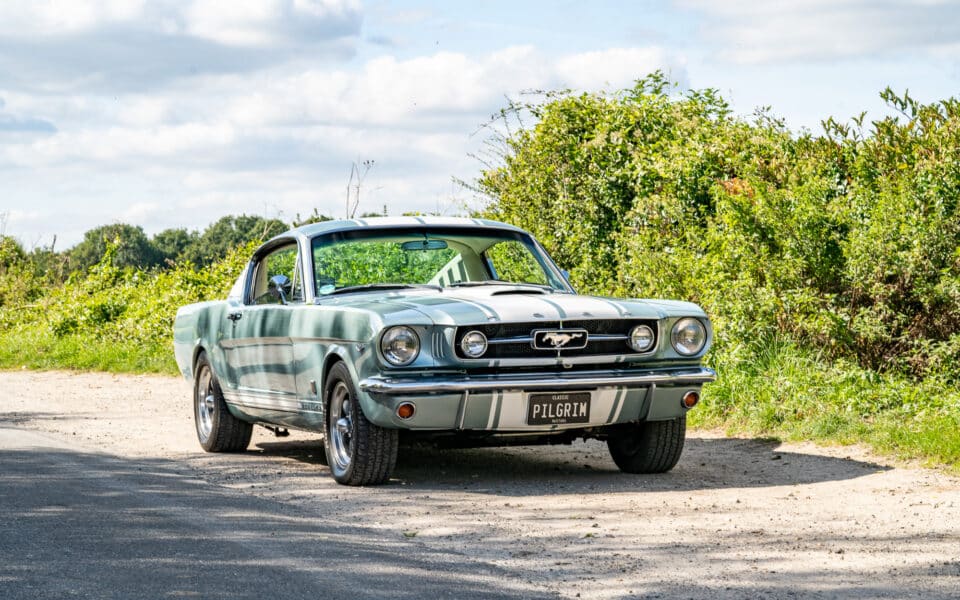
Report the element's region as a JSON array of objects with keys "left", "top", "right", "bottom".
[
  {"left": 671, "top": 318, "right": 707, "bottom": 356},
  {"left": 627, "top": 324, "right": 655, "bottom": 352},
  {"left": 460, "top": 330, "right": 488, "bottom": 358},
  {"left": 380, "top": 326, "right": 420, "bottom": 366}
]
